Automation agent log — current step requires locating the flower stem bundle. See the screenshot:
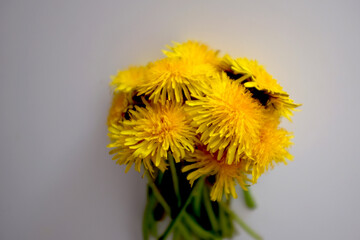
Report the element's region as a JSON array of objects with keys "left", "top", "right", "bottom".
[{"left": 107, "top": 41, "right": 300, "bottom": 239}]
